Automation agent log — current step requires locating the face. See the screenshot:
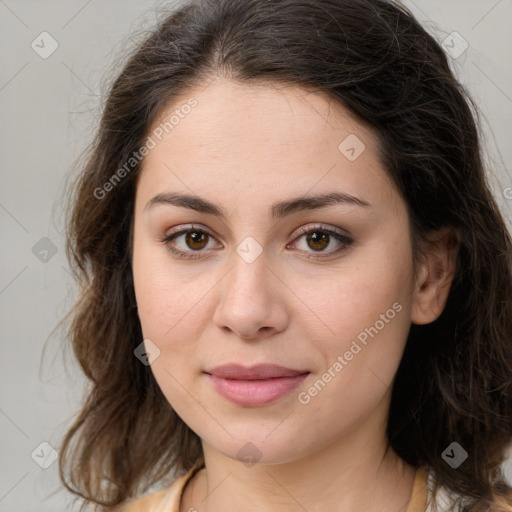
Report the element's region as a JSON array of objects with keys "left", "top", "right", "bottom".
[{"left": 132, "top": 77, "right": 418, "bottom": 465}]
